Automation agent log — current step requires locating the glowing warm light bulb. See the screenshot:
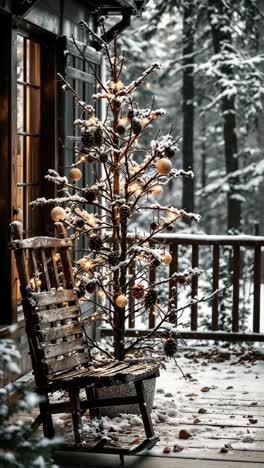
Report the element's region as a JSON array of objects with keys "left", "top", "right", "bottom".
[
  {"left": 82, "top": 259, "right": 94, "bottom": 270},
  {"left": 98, "top": 289, "right": 106, "bottom": 298},
  {"left": 145, "top": 82, "right": 151, "bottom": 89},
  {"left": 128, "top": 182, "right": 140, "bottom": 193},
  {"left": 80, "top": 153, "right": 87, "bottom": 162}
]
